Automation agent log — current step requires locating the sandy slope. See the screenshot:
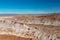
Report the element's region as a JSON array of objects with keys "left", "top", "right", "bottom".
[{"left": 0, "top": 35, "right": 32, "bottom": 40}]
